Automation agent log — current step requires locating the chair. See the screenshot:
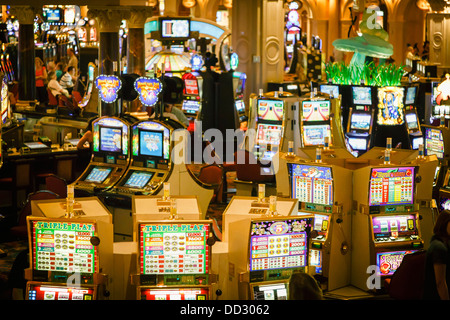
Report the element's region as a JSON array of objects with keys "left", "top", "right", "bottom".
[
  {"left": 9, "top": 190, "right": 60, "bottom": 240},
  {"left": 47, "top": 88, "right": 59, "bottom": 107},
  {"left": 72, "top": 91, "right": 83, "bottom": 104},
  {"left": 234, "top": 150, "right": 275, "bottom": 183},
  {"left": 45, "top": 174, "right": 68, "bottom": 198},
  {"left": 197, "top": 164, "right": 224, "bottom": 203}
]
